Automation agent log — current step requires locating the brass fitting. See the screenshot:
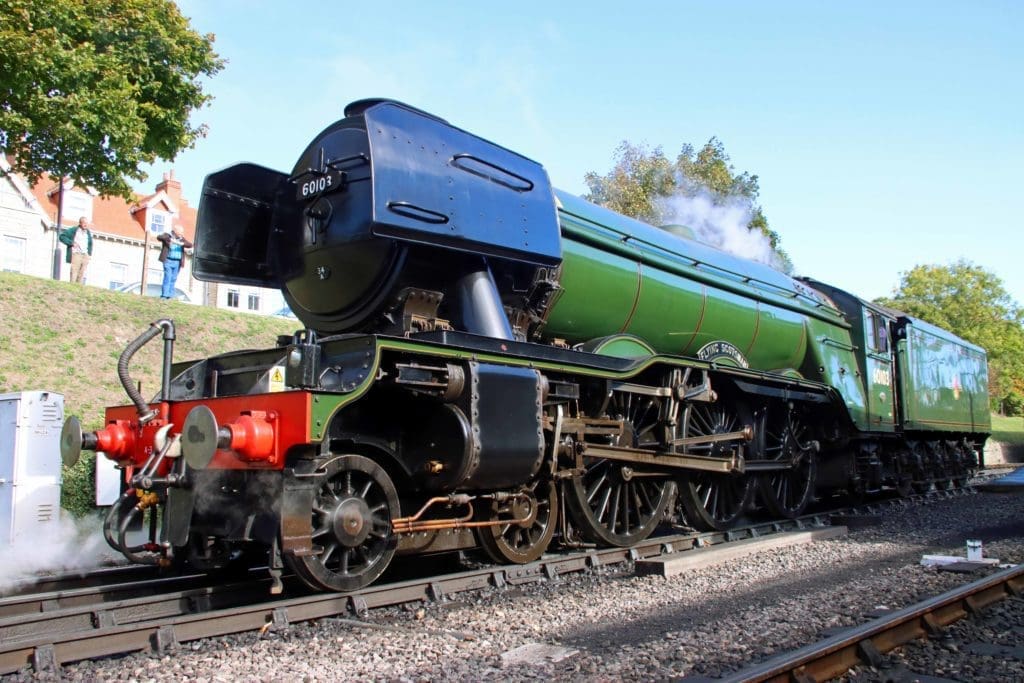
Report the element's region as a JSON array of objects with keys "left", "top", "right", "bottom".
[{"left": 136, "top": 490, "right": 160, "bottom": 510}]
